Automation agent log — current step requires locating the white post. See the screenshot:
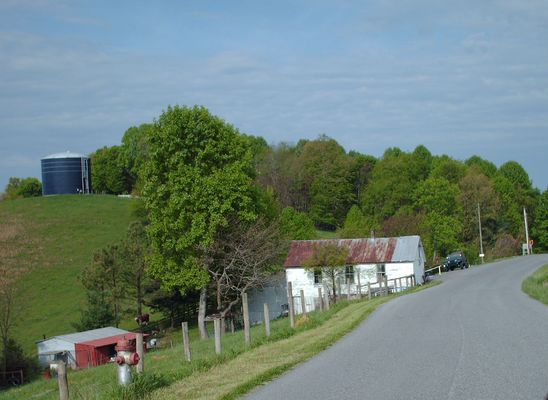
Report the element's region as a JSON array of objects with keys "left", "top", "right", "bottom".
[
  {"left": 136, "top": 333, "right": 144, "bottom": 374},
  {"left": 263, "top": 303, "right": 271, "bottom": 337}
]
